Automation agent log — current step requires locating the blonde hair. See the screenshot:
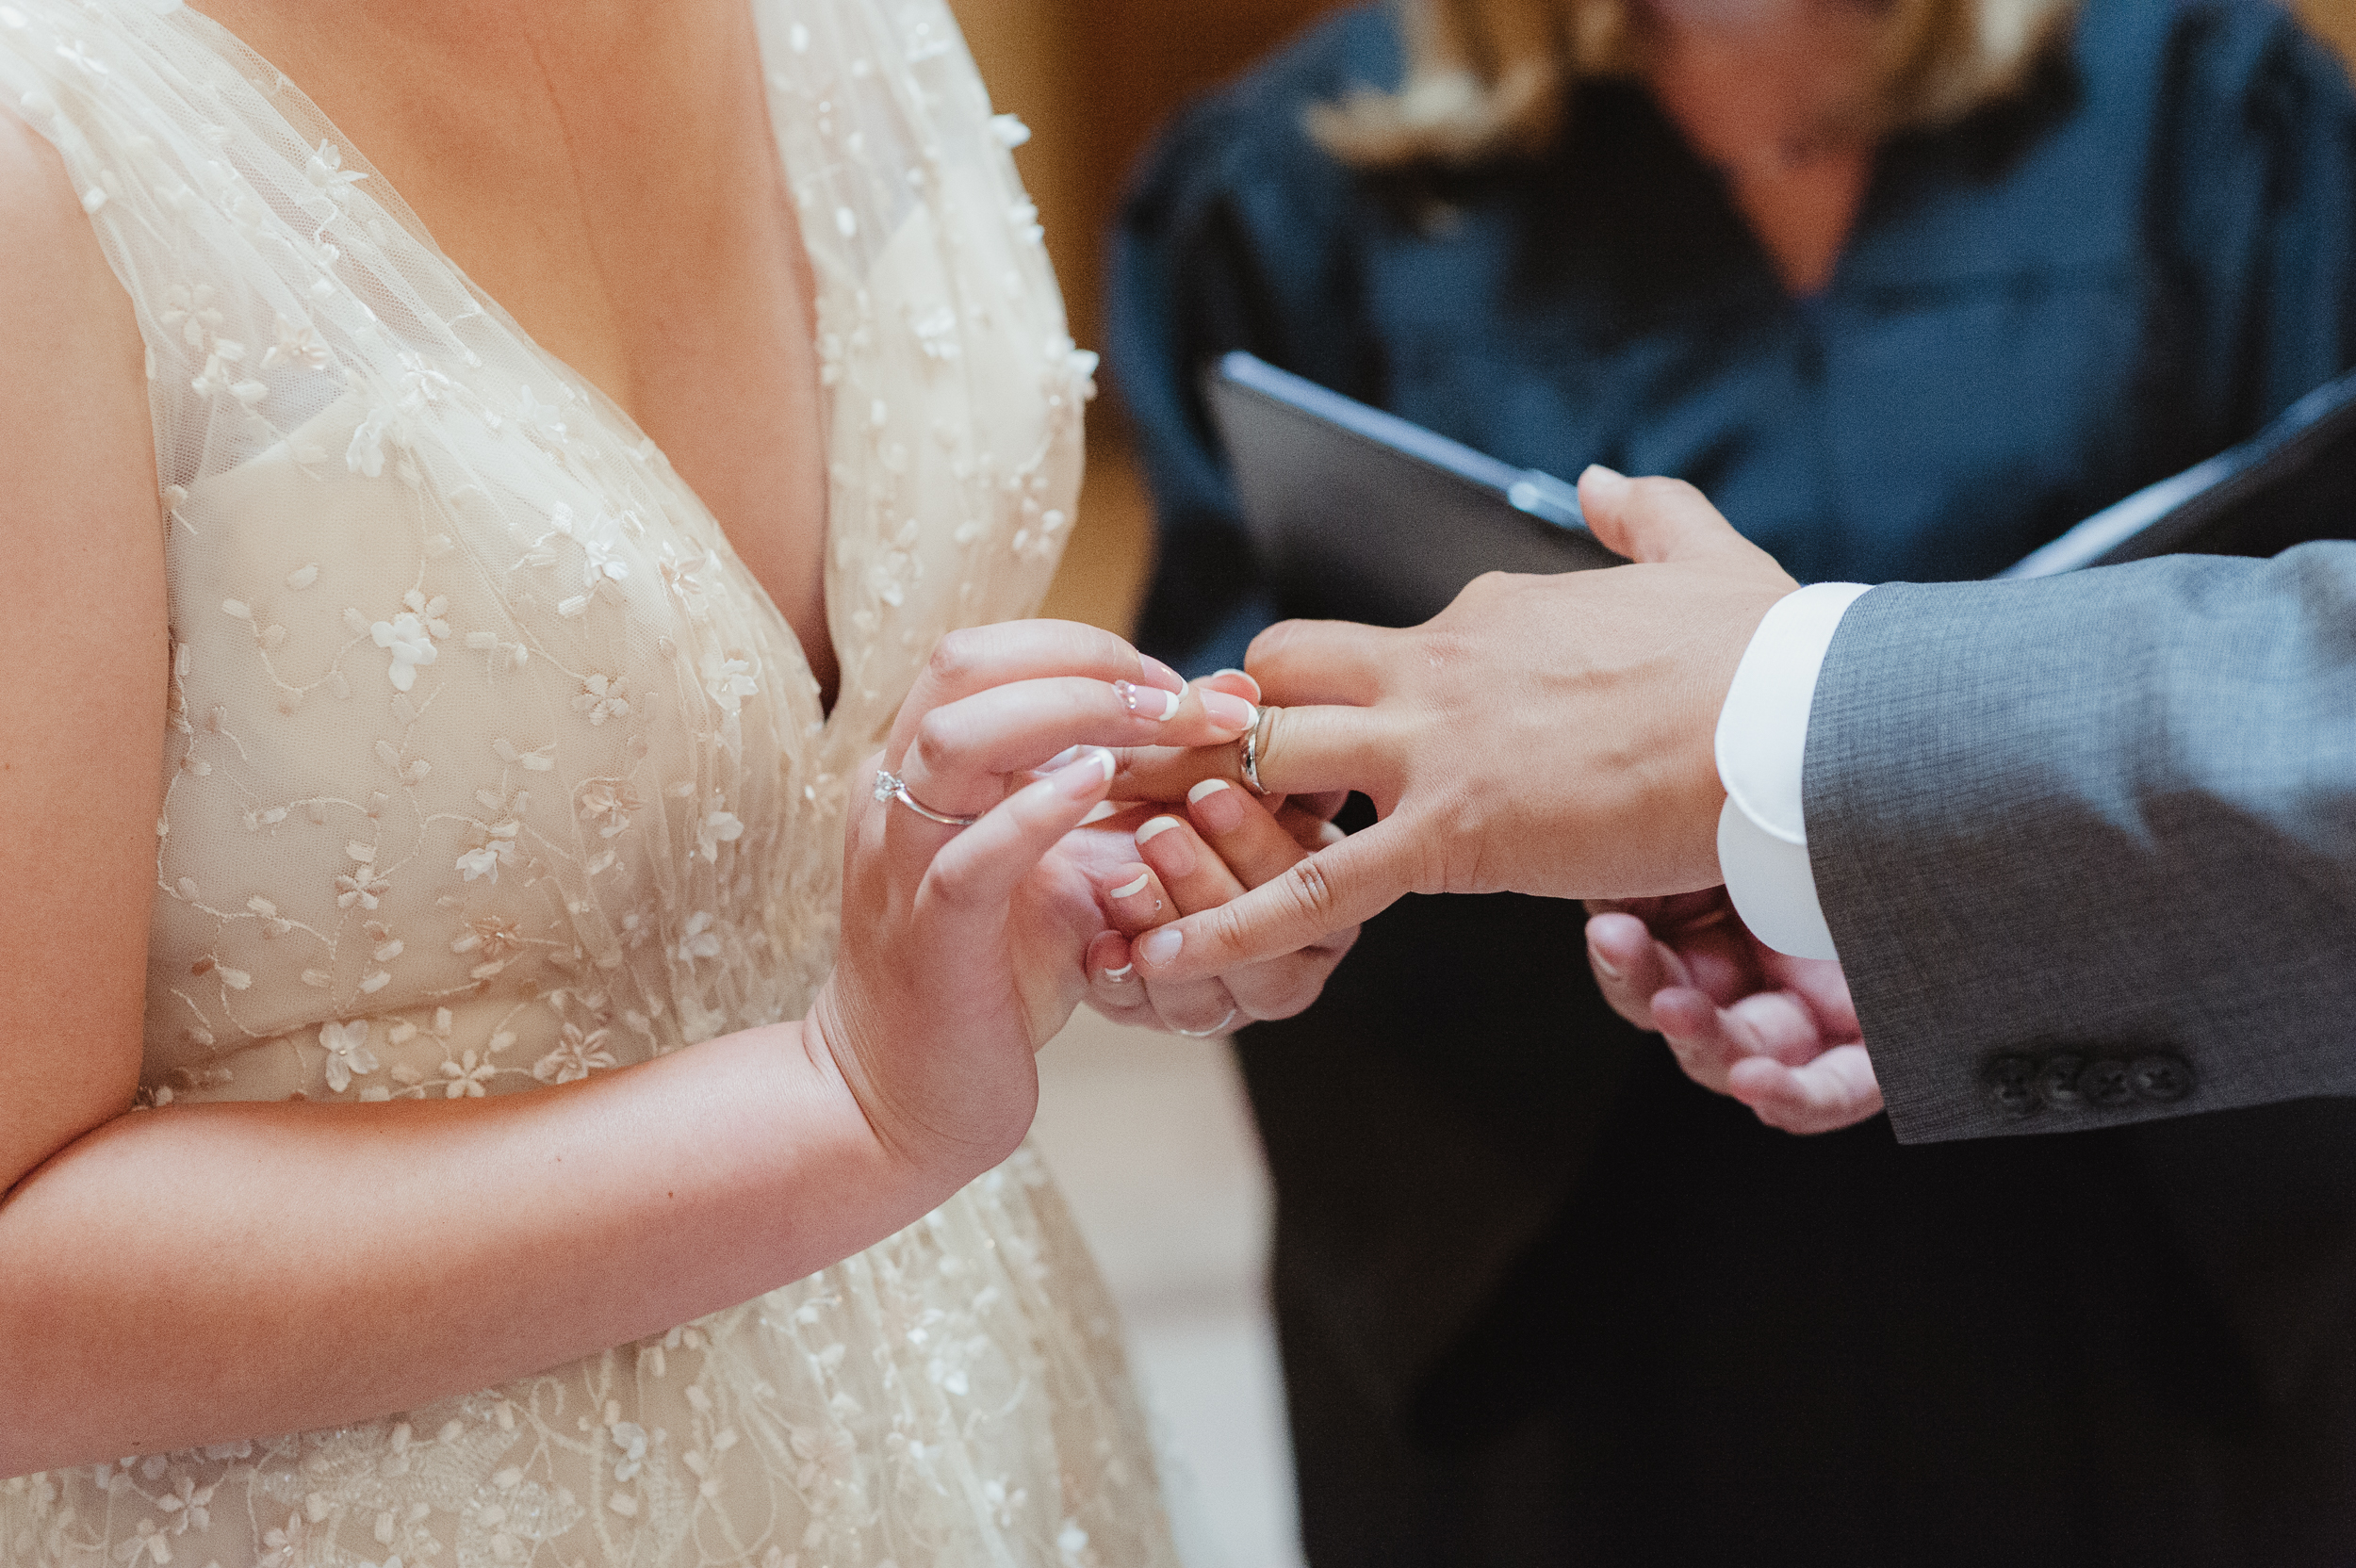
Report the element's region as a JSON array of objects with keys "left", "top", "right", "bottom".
[{"left": 1311, "top": 0, "right": 2083, "bottom": 170}]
